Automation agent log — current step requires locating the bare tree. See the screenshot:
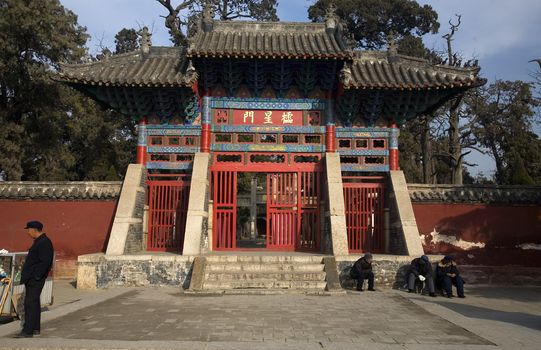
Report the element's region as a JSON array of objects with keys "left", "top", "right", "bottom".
[
  {"left": 443, "top": 15, "right": 467, "bottom": 184},
  {"left": 156, "top": 0, "right": 196, "bottom": 46}
]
